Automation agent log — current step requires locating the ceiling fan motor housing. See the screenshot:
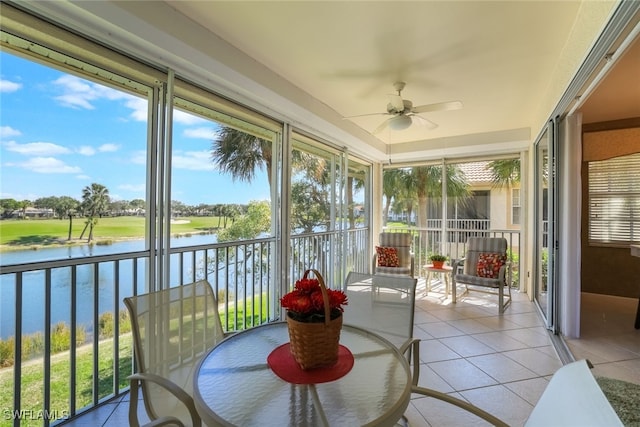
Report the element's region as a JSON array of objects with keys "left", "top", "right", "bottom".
[{"left": 387, "top": 99, "right": 413, "bottom": 114}]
